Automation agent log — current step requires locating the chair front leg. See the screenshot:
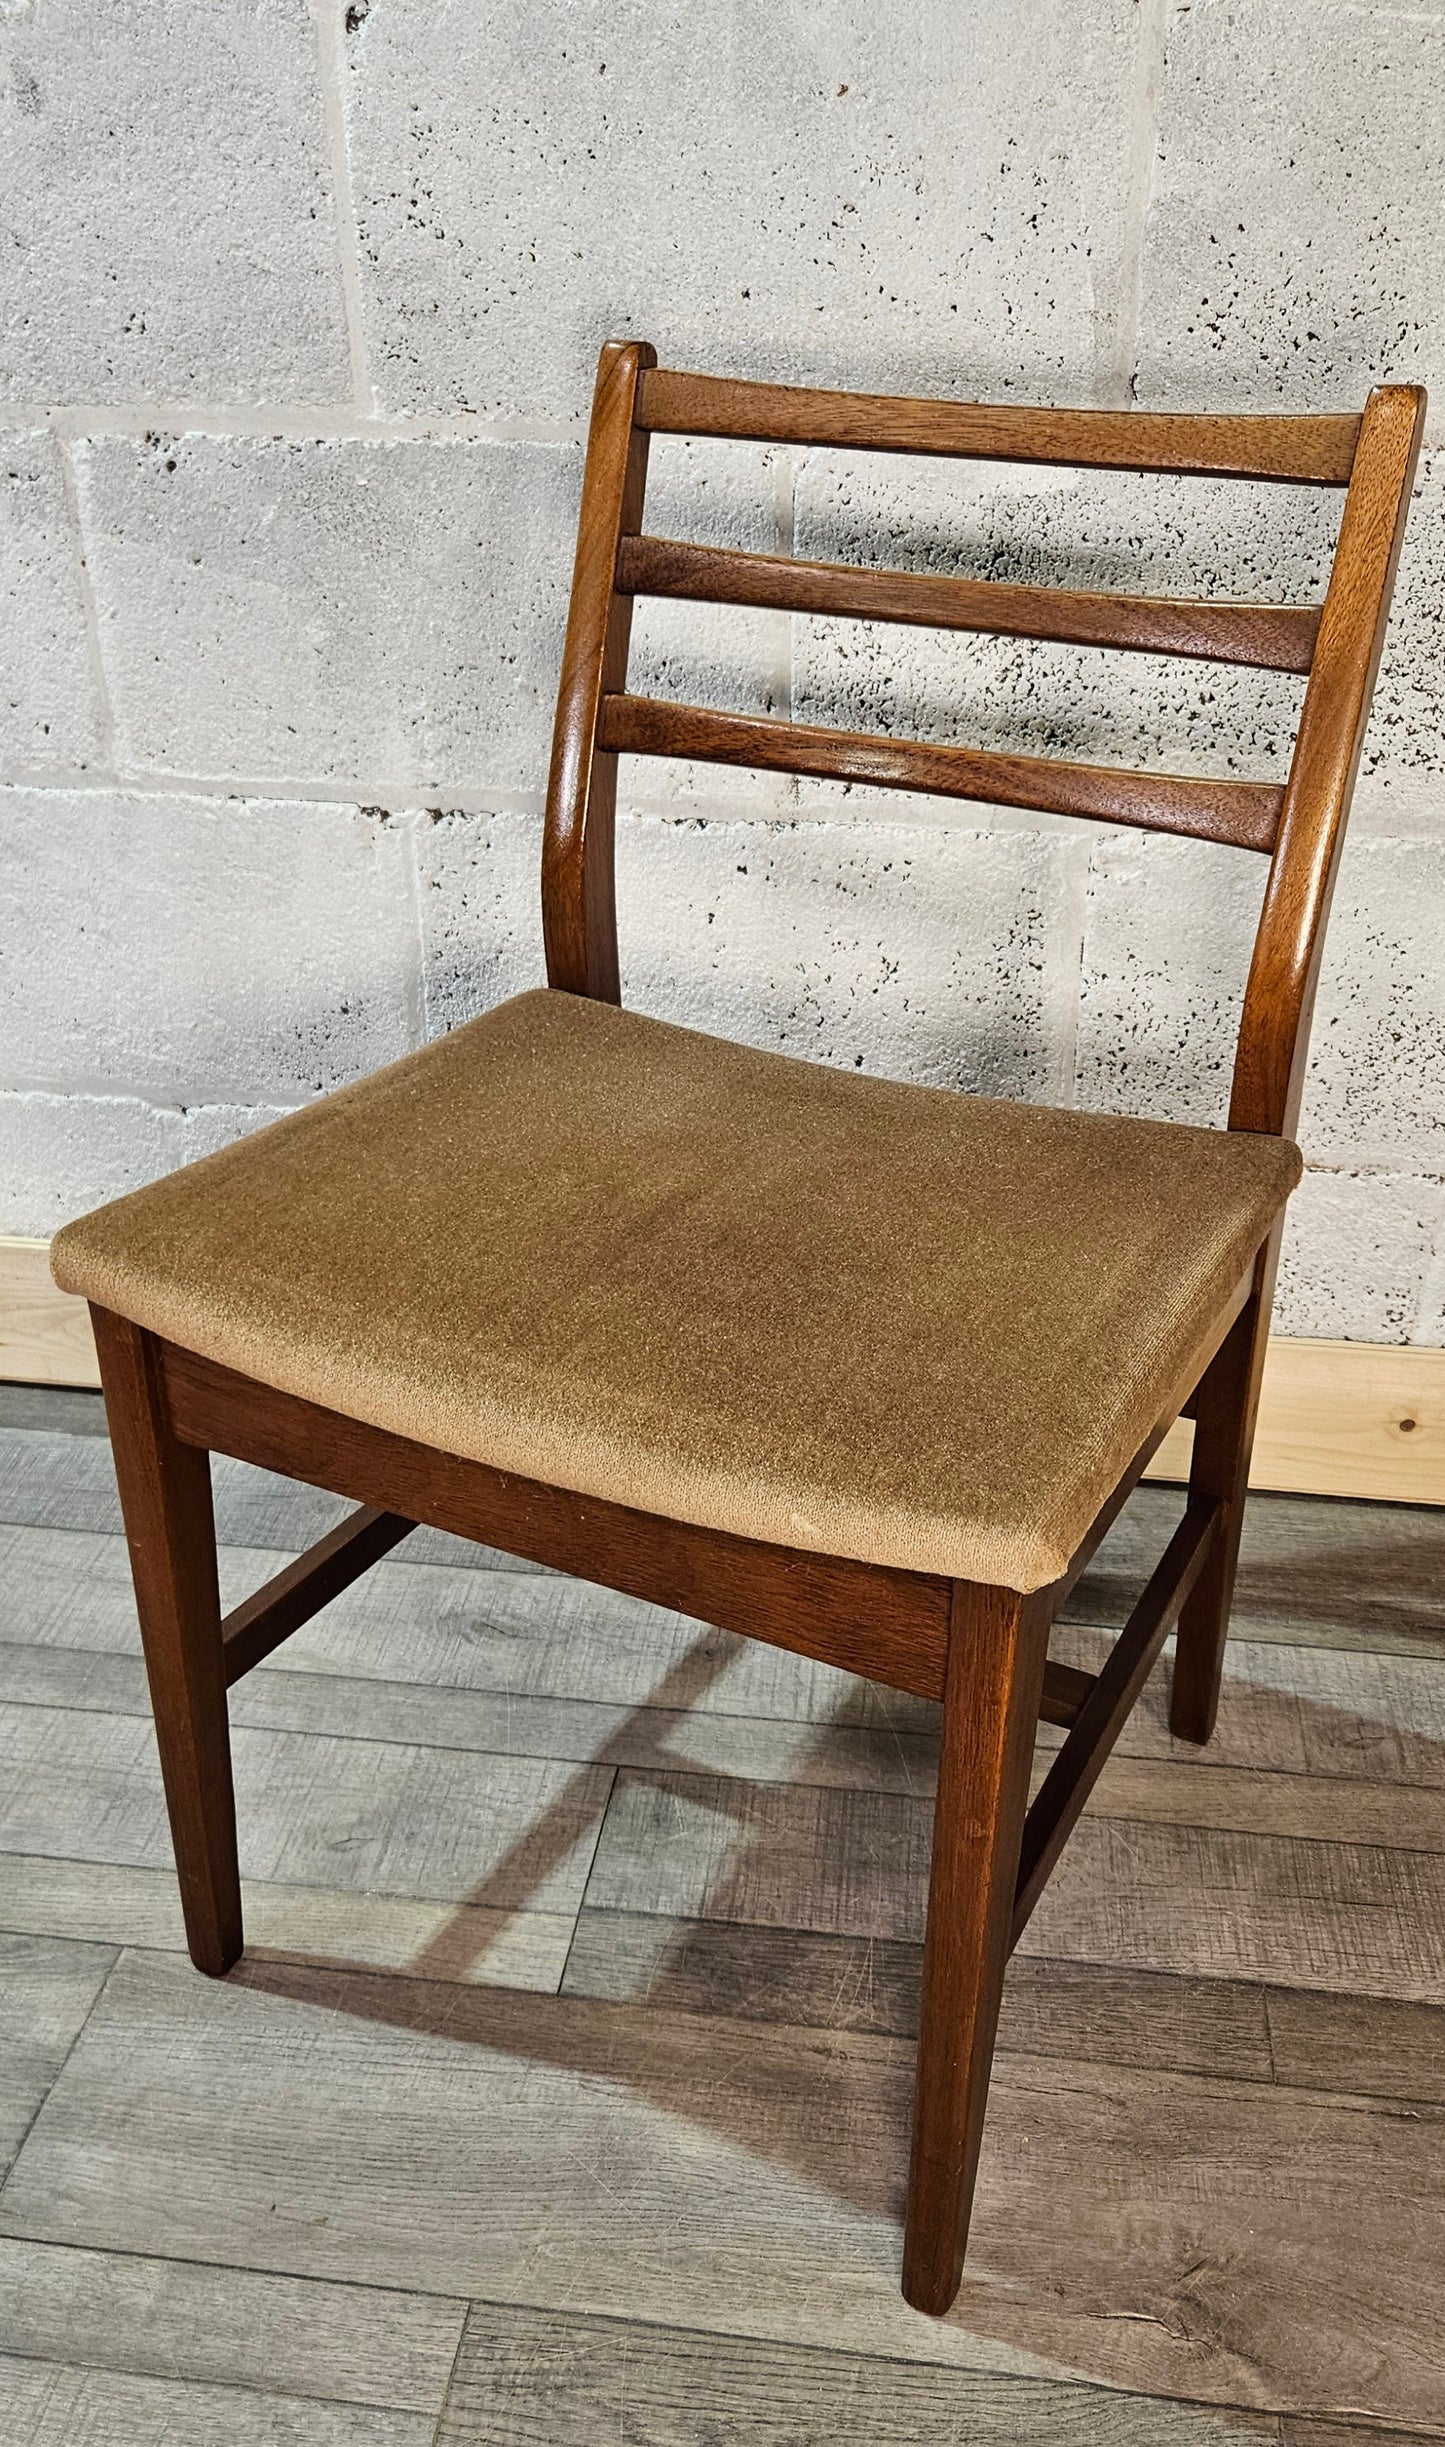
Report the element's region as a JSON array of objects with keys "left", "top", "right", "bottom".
[
  {"left": 903, "top": 1577, "right": 1052, "bottom": 2316},
  {"left": 90, "top": 1308, "right": 242, "bottom": 1975},
  {"left": 1170, "top": 1235, "right": 1278, "bottom": 1746}
]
